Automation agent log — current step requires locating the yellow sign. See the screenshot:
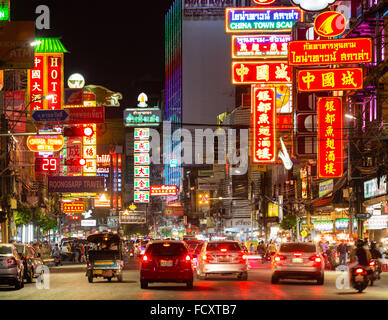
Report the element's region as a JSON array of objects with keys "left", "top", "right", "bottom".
[
  {"left": 301, "top": 230, "right": 308, "bottom": 237},
  {"left": 129, "top": 203, "right": 137, "bottom": 211},
  {"left": 268, "top": 202, "right": 279, "bottom": 217},
  {"left": 27, "top": 135, "right": 64, "bottom": 152}
]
